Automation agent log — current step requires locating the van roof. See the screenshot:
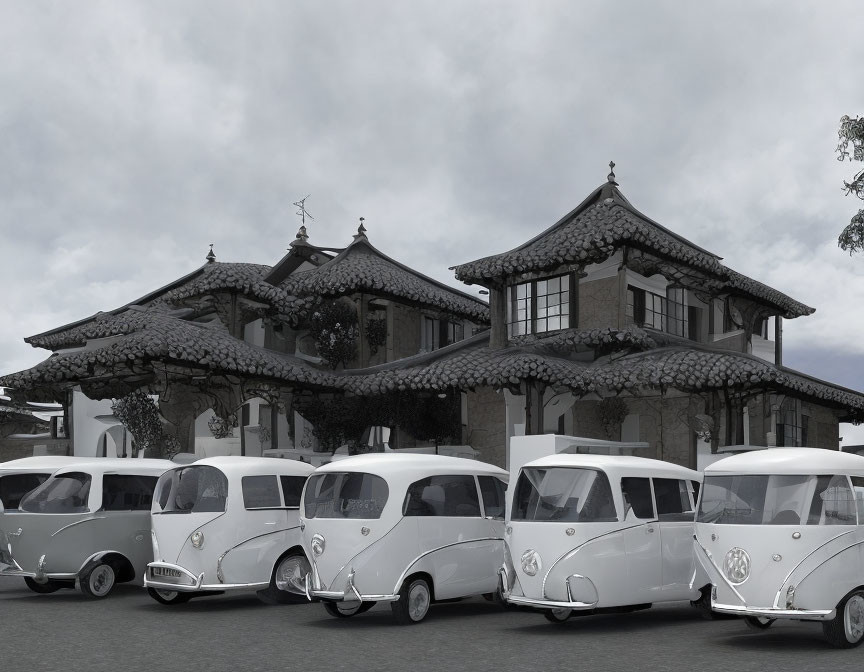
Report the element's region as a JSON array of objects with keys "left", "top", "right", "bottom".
[
  {"left": 51, "top": 457, "right": 175, "bottom": 477},
  {"left": 520, "top": 454, "right": 701, "bottom": 481},
  {"left": 313, "top": 453, "right": 508, "bottom": 479},
  {"left": 0, "top": 456, "right": 85, "bottom": 473},
  {"left": 165, "top": 455, "right": 314, "bottom": 477},
  {"left": 704, "top": 447, "right": 864, "bottom": 475}
]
